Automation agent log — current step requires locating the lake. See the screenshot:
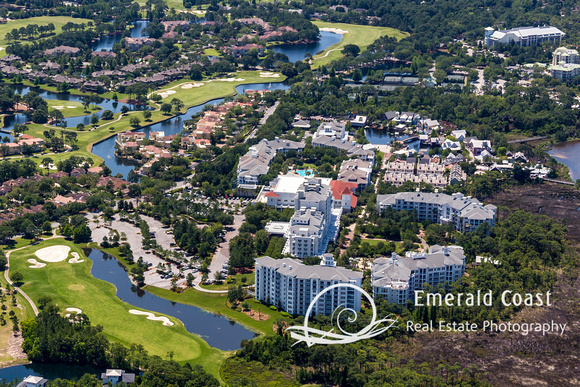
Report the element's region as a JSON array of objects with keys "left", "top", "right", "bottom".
[
  {"left": 270, "top": 31, "right": 343, "bottom": 63},
  {"left": 87, "top": 249, "right": 257, "bottom": 350},
  {"left": 0, "top": 363, "right": 100, "bottom": 384},
  {"left": 548, "top": 141, "right": 580, "bottom": 180}
]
